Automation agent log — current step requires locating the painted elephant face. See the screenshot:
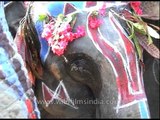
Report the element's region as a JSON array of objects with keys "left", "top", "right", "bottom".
[
  {"left": 33, "top": 5, "right": 108, "bottom": 118},
  {"left": 14, "top": 2, "right": 150, "bottom": 118}
]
